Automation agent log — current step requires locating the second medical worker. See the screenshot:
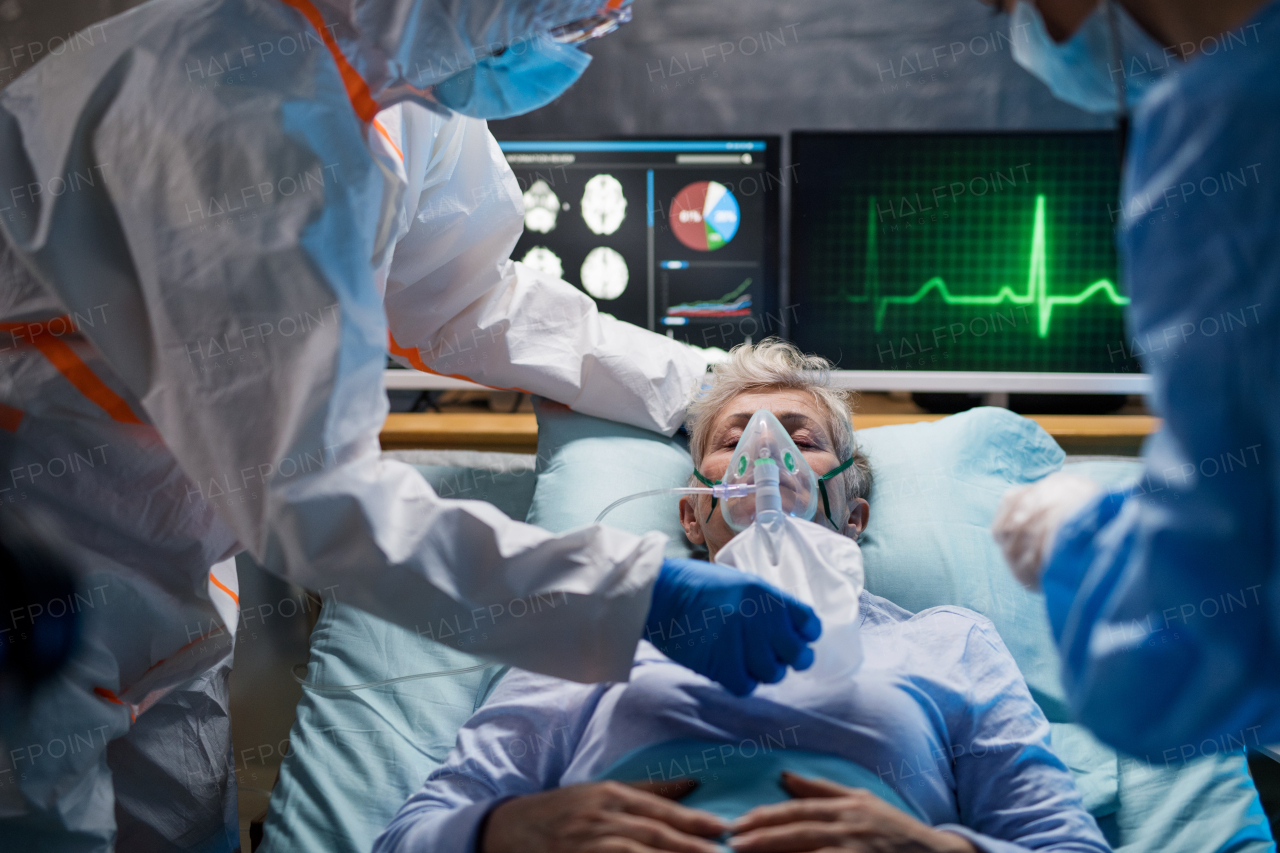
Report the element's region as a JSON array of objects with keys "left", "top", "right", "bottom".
[{"left": 990, "top": 0, "right": 1280, "bottom": 758}]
